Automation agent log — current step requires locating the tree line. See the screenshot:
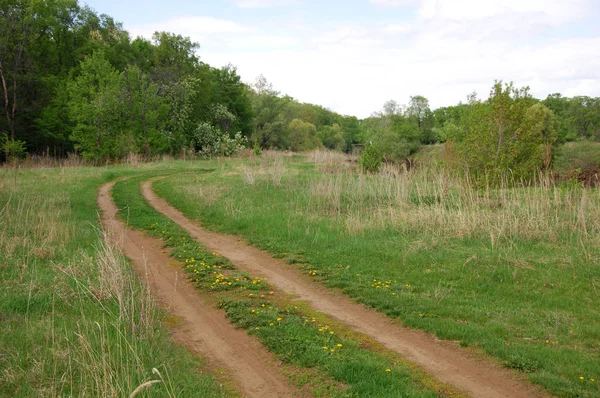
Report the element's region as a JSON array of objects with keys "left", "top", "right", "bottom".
[
  {"left": 362, "top": 84, "right": 600, "bottom": 181},
  {"left": 2, "top": 0, "right": 599, "bottom": 180},
  {"left": 0, "top": 0, "right": 360, "bottom": 161}
]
